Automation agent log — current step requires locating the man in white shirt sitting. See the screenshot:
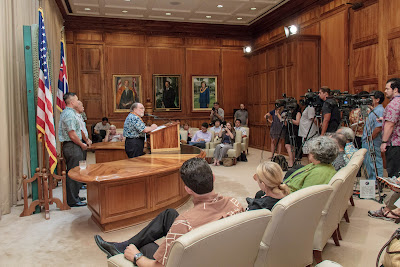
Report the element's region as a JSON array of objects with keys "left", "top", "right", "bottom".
[{"left": 210, "top": 120, "right": 222, "bottom": 133}]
